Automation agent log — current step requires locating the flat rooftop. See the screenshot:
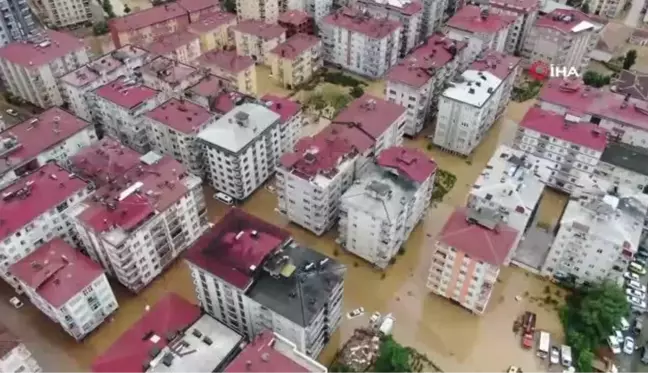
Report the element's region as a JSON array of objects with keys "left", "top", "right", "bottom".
[
  {"left": 146, "top": 98, "right": 215, "bottom": 134},
  {"left": 188, "top": 11, "right": 236, "bottom": 33},
  {"left": 358, "top": 0, "right": 423, "bottom": 15},
  {"left": 211, "top": 91, "right": 256, "bottom": 114},
  {"left": 443, "top": 69, "right": 502, "bottom": 107},
  {"left": 470, "top": 49, "right": 520, "bottom": 80},
  {"left": 260, "top": 94, "right": 301, "bottom": 124},
  {"left": 0, "top": 107, "right": 92, "bottom": 176},
  {"left": 9, "top": 238, "right": 104, "bottom": 308},
  {"left": 269, "top": 34, "right": 320, "bottom": 60},
  {"left": 195, "top": 49, "right": 255, "bottom": 74},
  {"left": 70, "top": 137, "right": 142, "bottom": 186},
  {"left": 334, "top": 94, "right": 406, "bottom": 139},
  {"left": 535, "top": 8, "right": 597, "bottom": 33},
  {"left": 232, "top": 20, "right": 286, "bottom": 40},
  {"left": 447, "top": 5, "right": 514, "bottom": 34},
  {"left": 60, "top": 45, "right": 149, "bottom": 88},
  {"left": 142, "top": 56, "right": 202, "bottom": 87},
  {"left": 322, "top": 7, "right": 401, "bottom": 39},
  {"left": 278, "top": 10, "right": 311, "bottom": 25},
  {"left": 247, "top": 242, "right": 345, "bottom": 327},
  {"left": 109, "top": 3, "right": 188, "bottom": 32},
  {"left": 197, "top": 103, "right": 280, "bottom": 154},
  {"left": 184, "top": 208, "right": 291, "bottom": 290},
  {"left": 0, "top": 162, "right": 89, "bottom": 241},
  {"left": 145, "top": 31, "right": 199, "bottom": 56},
  {"left": 600, "top": 142, "right": 648, "bottom": 177},
  {"left": 92, "top": 293, "right": 242, "bottom": 373},
  {"left": 94, "top": 77, "right": 158, "bottom": 109},
  {"left": 186, "top": 74, "right": 231, "bottom": 99},
  {"left": 0, "top": 30, "right": 84, "bottom": 68},
  {"left": 376, "top": 146, "right": 436, "bottom": 183}
]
